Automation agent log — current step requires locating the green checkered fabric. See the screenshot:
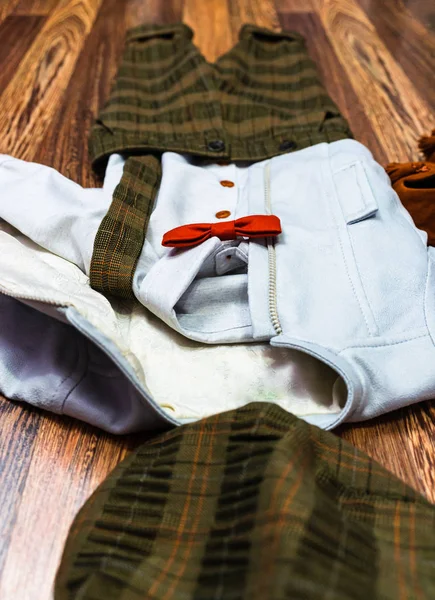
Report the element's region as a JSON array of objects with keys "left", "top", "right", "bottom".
[
  {"left": 89, "top": 23, "right": 353, "bottom": 299},
  {"left": 55, "top": 403, "right": 435, "bottom": 600},
  {"left": 90, "top": 155, "right": 161, "bottom": 298}
]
